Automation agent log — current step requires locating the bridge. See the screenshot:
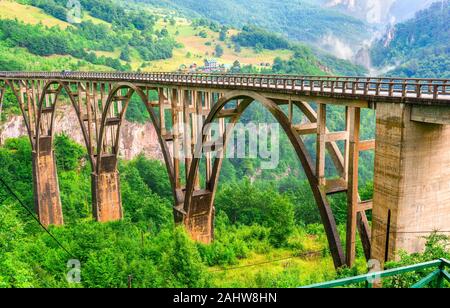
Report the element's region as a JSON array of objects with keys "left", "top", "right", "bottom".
[{"left": 1, "top": 71, "right": 450, "bottom": 269}]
